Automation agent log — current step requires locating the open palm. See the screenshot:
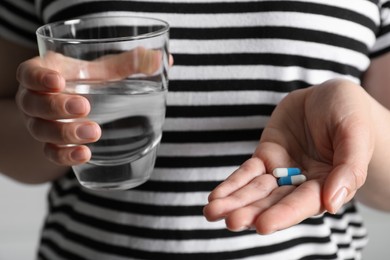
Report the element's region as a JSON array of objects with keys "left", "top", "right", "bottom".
[{"left": 203, "top": 79, "right": 374, "bottom": 234}]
